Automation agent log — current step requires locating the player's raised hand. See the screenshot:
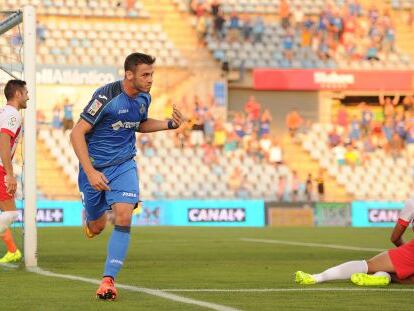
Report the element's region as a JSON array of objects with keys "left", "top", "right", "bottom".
[
  {"left": 171, "top": 104, "right": 184, "bottom": 128},
  {"left": 5, "top": 174, "right": 17, "bottom": 196},
  {"left": 86, "top": 169, "right": 110, "bottom": 191}
]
